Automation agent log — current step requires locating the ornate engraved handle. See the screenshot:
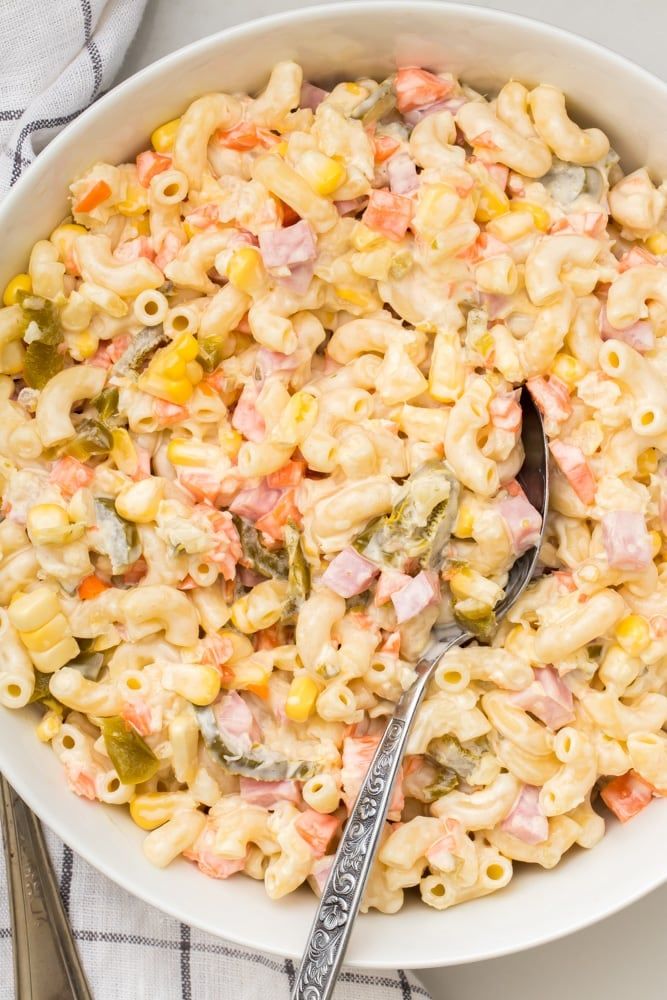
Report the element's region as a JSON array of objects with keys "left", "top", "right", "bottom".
[{"left": 0, "top": 775, "right": 93, "bottom": 1000}]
